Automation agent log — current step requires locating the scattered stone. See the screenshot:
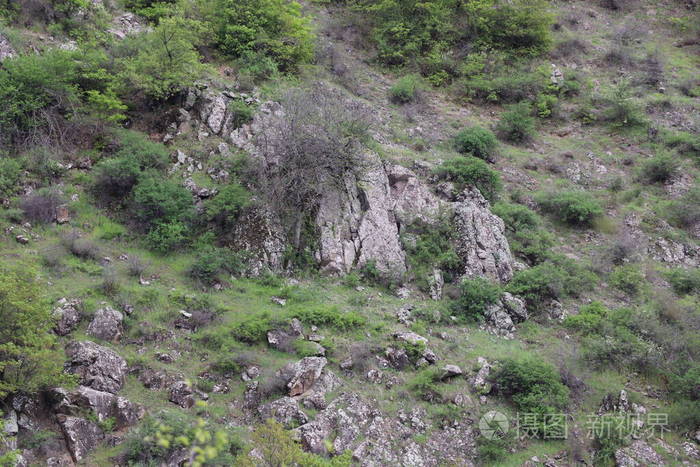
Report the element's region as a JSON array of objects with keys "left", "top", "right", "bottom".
[
  {"left": 86, "top": 307, "right": 124, "bottom": 342},
  {"left": 57, "top": 415, "right": 104, "bottom": 462},
  {"left": 53, "top": 298, "right": 82, "bottom": 336},
  {"left": 395, "top": 286, "right": 410, "bottom": 299},
  {"left": 65, "top": 341, "right": 127, "bottom": 394},
  {"left": 281, "top": 357, "right": 327, "bottom": 397},
  {"left": 271, "top": 296, "right": 287, "bottom": 306},
  {"left": 614, "top": 440, "right": 665, "bottom": 466},
  {"left": 15, "top": 235, "right": 29, "bottom": 244},
  {"left": 169, "top": 381, "right": 195, "bottom": 408},
  {"left": 441, "top": 365, "right": 463, "bottom": 379},
  {"left": 472, "top": 358, "right": 491, "bottom": 394},
  {"left": 259, "top": 397, "right": 309, "bottom": 428},
  {"left": 55, "top": 386, "right": 144, "bottom": 429}
]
